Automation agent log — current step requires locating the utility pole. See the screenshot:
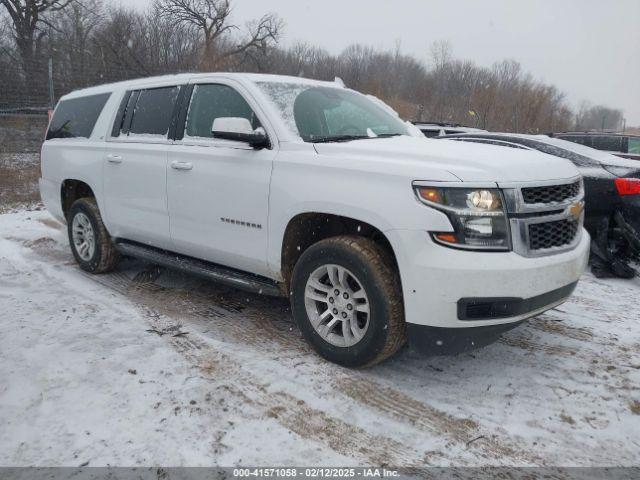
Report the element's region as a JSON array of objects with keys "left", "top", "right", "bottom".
[{"left": 48, "top": 58, "right": 55, "bottom": 110}]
